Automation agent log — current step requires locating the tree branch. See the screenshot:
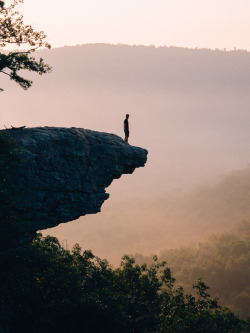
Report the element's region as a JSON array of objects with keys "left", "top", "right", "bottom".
[
  {"left": 9, "top": 51, "right": 30, "bottom": 55},
  {"left": 0, "top": 70, "right": 11, "bottom": 77},
  {"left": 0, "top": 40, "right": 30, "bottom": 44}
]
